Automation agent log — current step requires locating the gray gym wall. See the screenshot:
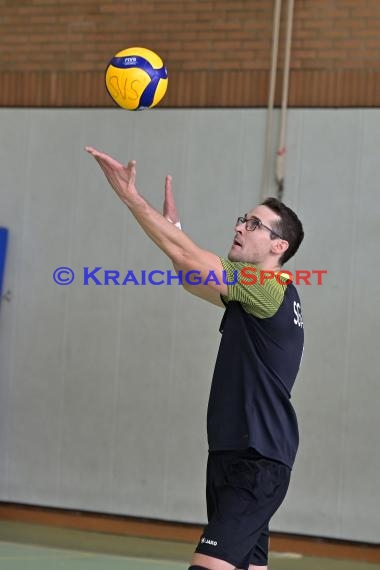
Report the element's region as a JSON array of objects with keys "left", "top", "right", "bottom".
[{"left": 0, "top": 108, "right": 378, "bottom": 543}]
